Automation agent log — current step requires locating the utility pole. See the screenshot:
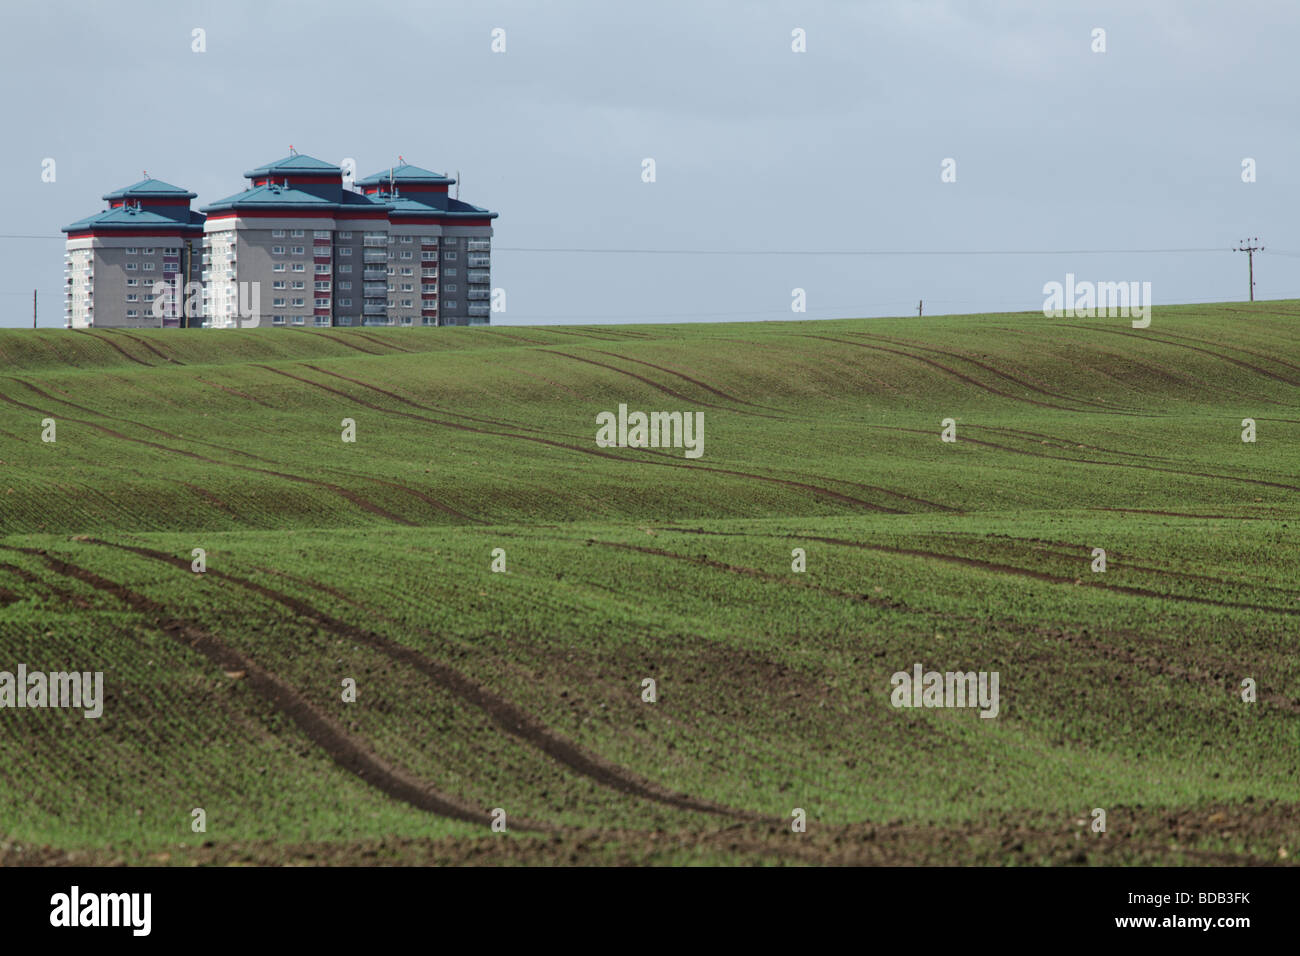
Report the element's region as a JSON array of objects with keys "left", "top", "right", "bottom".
[
  {"left": 32, "top": 289, "right": 37, "bottom": 328},
  {"left": 1234, "top": 237, "right": 1264, "bottom": 302},
  {"left": 917, "top": 299, "right": 923, "bottom": 318}
]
